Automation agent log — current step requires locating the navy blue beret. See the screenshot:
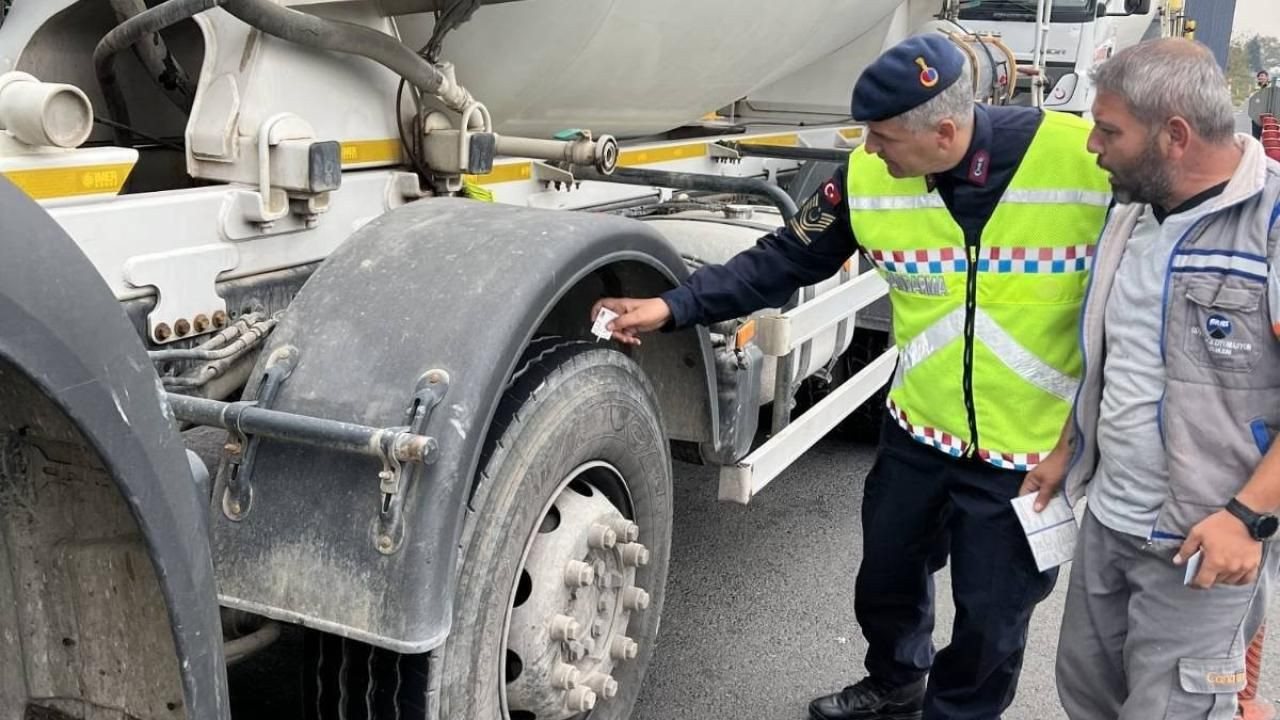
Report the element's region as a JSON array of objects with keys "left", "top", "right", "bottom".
[{"left": 851, "top": 34, "right": 966, "bottom": 122}]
